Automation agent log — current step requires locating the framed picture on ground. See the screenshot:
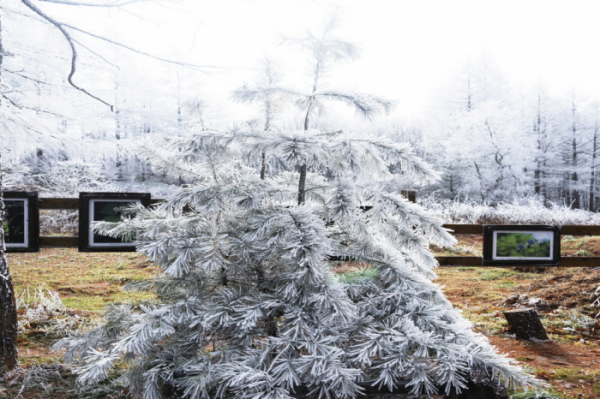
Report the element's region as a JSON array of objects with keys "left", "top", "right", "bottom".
[
  {"left": 2, "top": 192, "right": 39, "bottom": 252},
  {"left": 482, "top": 225, "right": 560, "bottom": 266},
  {"left": 79, "top": 192, "right": 151, "bottom": 252}
]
